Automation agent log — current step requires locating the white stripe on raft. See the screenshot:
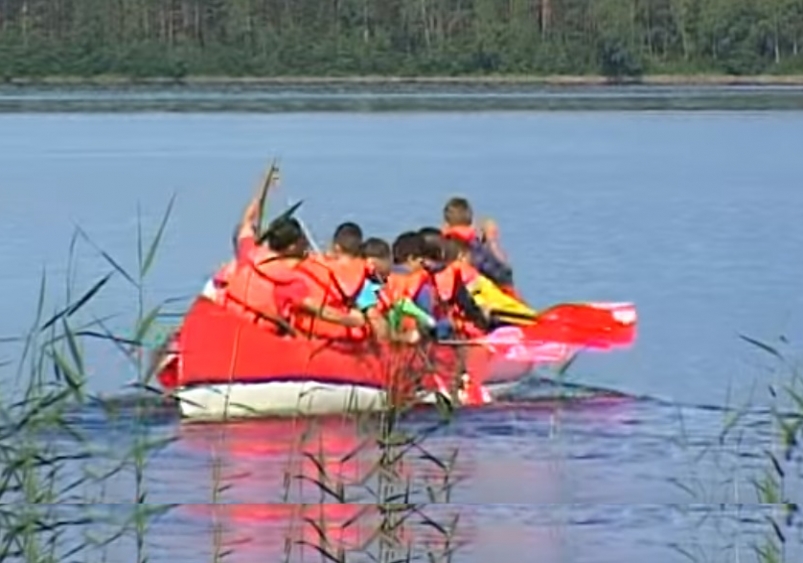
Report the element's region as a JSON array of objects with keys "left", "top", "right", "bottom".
[{"left": 174, "top": 379, "right": 506, "bottom": 422}]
